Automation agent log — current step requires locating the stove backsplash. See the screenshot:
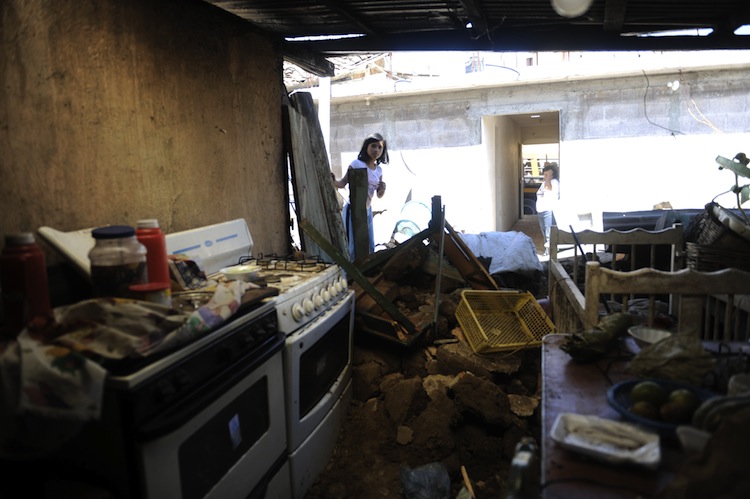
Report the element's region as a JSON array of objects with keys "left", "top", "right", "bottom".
[{"left": 165, "top": 219, "right": 253, "bottom": 275}]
